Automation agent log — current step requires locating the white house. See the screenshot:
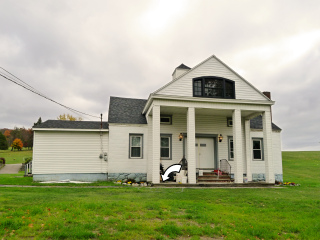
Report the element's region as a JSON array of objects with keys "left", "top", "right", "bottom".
[{"left": 32, "top": 55, "right": 283, "bottom": 184}]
